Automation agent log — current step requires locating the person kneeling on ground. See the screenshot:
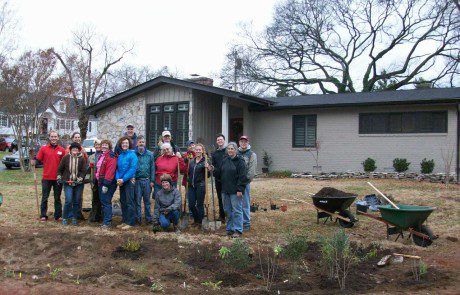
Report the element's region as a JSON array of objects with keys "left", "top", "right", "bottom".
[
  {"left": 153, "top": 174, "right": 181, "bottom": 231},
  {"left": 57, "top": 142, "right": 87, "bottom": 226}
]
